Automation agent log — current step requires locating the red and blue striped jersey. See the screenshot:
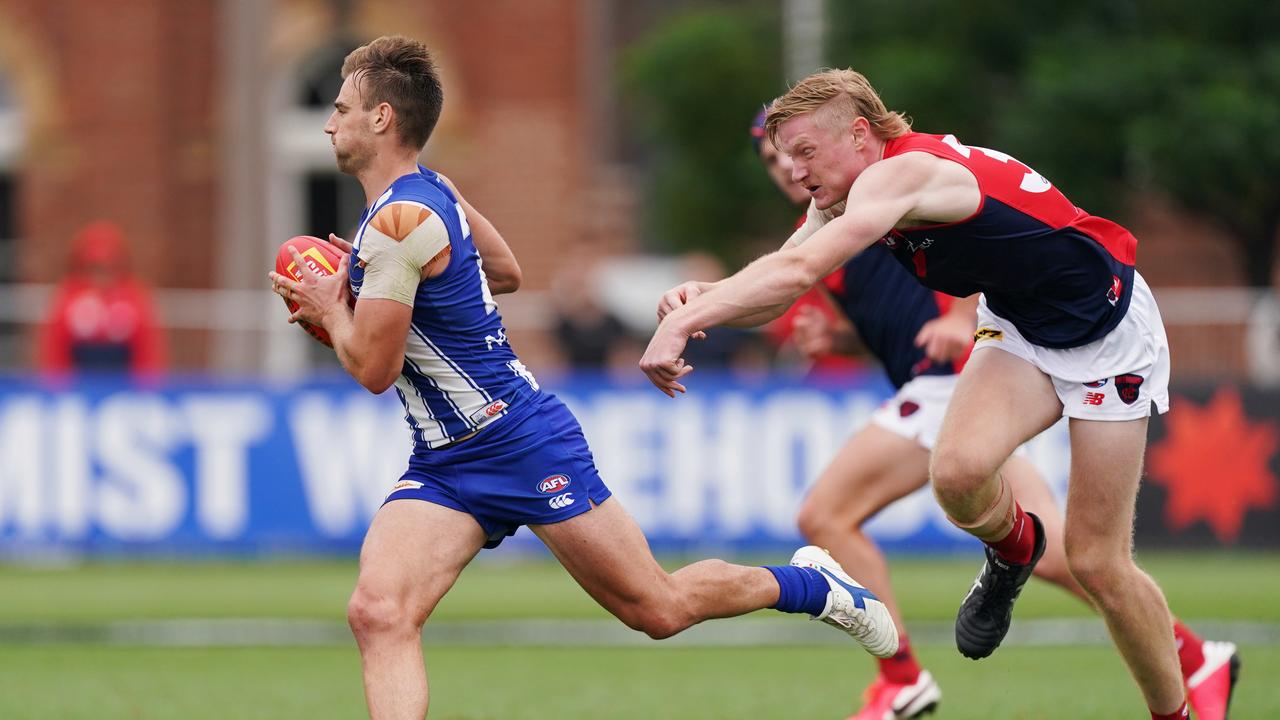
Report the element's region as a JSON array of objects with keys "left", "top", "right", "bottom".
[{"left": 880, "top": 132, "right": 1136, "bottom": 349}]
